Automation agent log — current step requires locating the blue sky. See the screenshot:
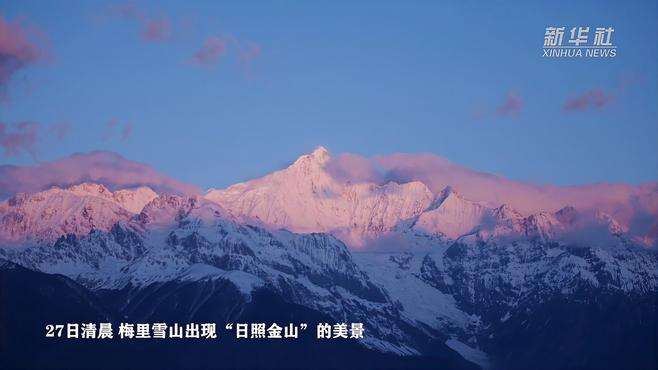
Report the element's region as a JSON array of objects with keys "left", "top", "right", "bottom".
[{"left": 0, "top": 0, "right": 656, "bottom": 189}]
